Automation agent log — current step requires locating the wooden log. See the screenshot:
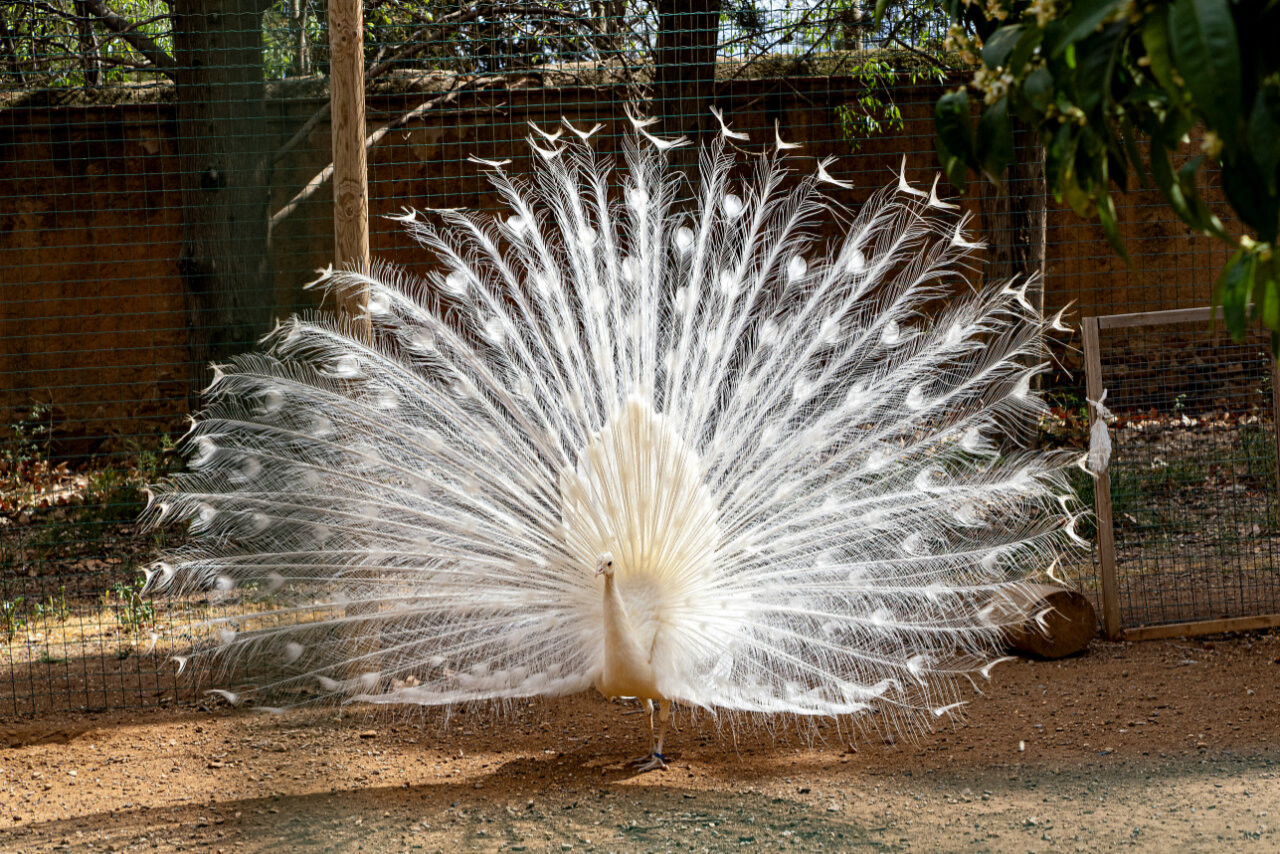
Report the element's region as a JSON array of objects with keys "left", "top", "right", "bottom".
[{"left": 990, "top": 583, "right": 1098, "bottom": 659}]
